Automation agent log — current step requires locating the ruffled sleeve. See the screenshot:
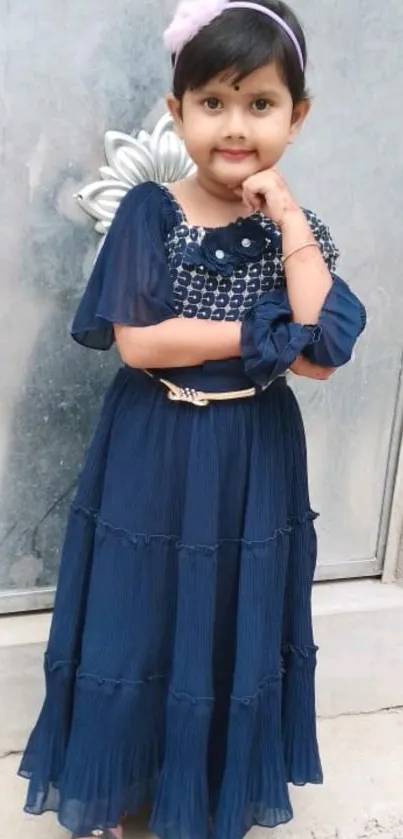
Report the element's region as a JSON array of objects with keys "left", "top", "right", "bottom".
[
  {"left": 241, "top": 214, "right": 366, "bottom": 387},
  {"left": 302, "top": 276, "right": 366, "bottom": 367},
  {"left": 241, "top": 292, "right": 321, "bottom": 387},
  {"left": 71, "top": 182, "right": 175, "bottom": 350}
]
